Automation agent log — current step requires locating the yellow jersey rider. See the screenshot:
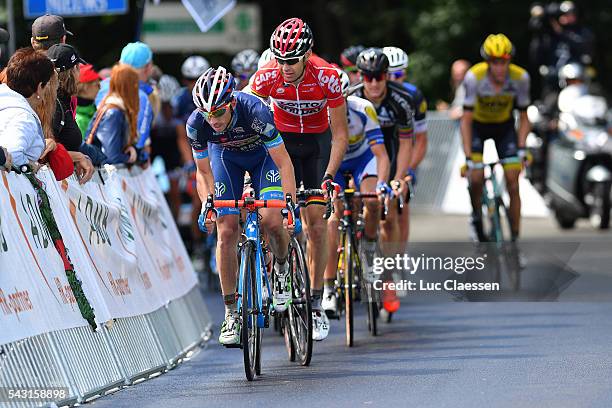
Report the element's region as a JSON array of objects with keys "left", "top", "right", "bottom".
[{"left": 460, "top": 33, "right": 531, "bottom": 242}]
